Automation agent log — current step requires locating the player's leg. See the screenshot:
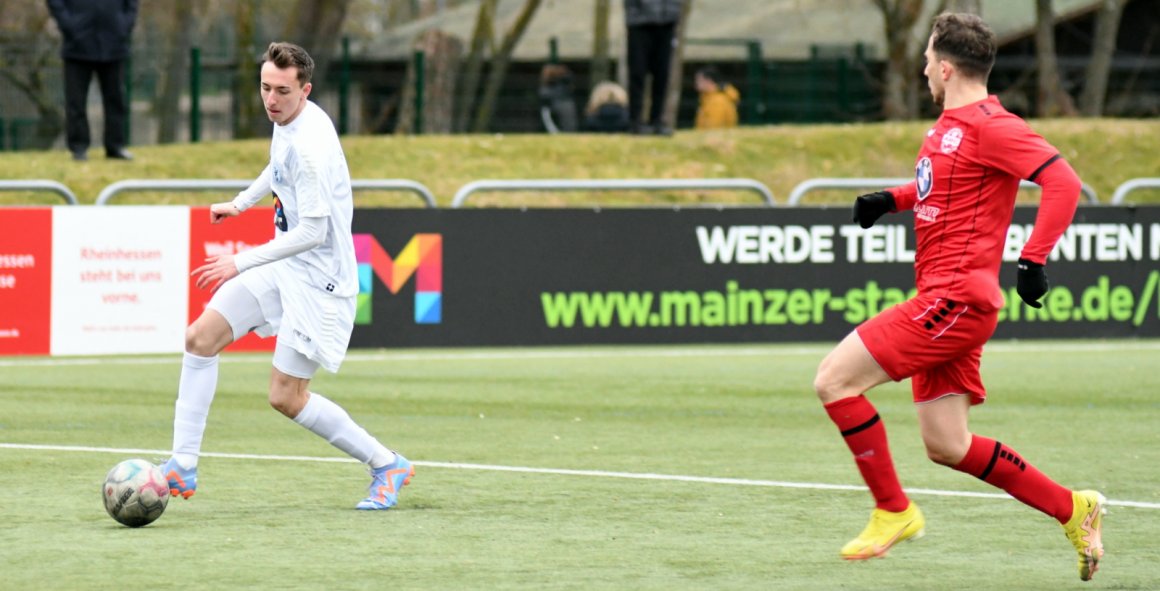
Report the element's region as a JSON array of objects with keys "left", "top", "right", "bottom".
[
  {"left": 815, "top": 327, "right": 923, "bottom": 559},
  {"left": 162, "top": 280, "right": 260, "bottom": 498},
  {"left": 269, "top": 344, "right": 413, "bottom": 510},
  {"left": 917, "top": 367, "right": 1105, "bottom": 580}
]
